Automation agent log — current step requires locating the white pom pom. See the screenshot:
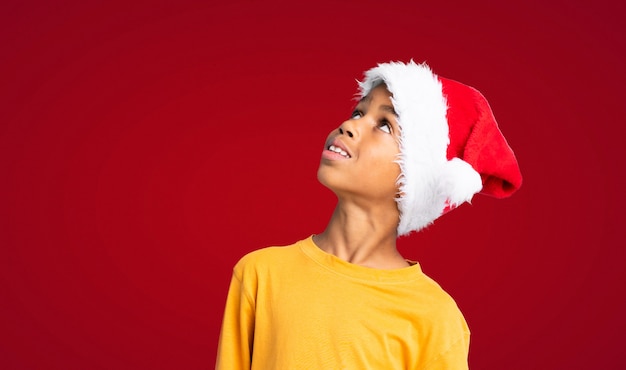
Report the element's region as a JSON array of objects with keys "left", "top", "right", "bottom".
[{"left": 440, "top": 158, "right": 482, "bottom": 207}]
